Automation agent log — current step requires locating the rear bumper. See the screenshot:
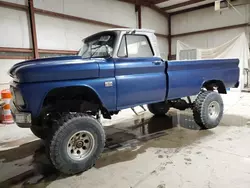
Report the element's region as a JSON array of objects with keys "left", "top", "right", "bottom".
[{"left": 11, "top": 102, "right": 32, "bottom": 128}]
